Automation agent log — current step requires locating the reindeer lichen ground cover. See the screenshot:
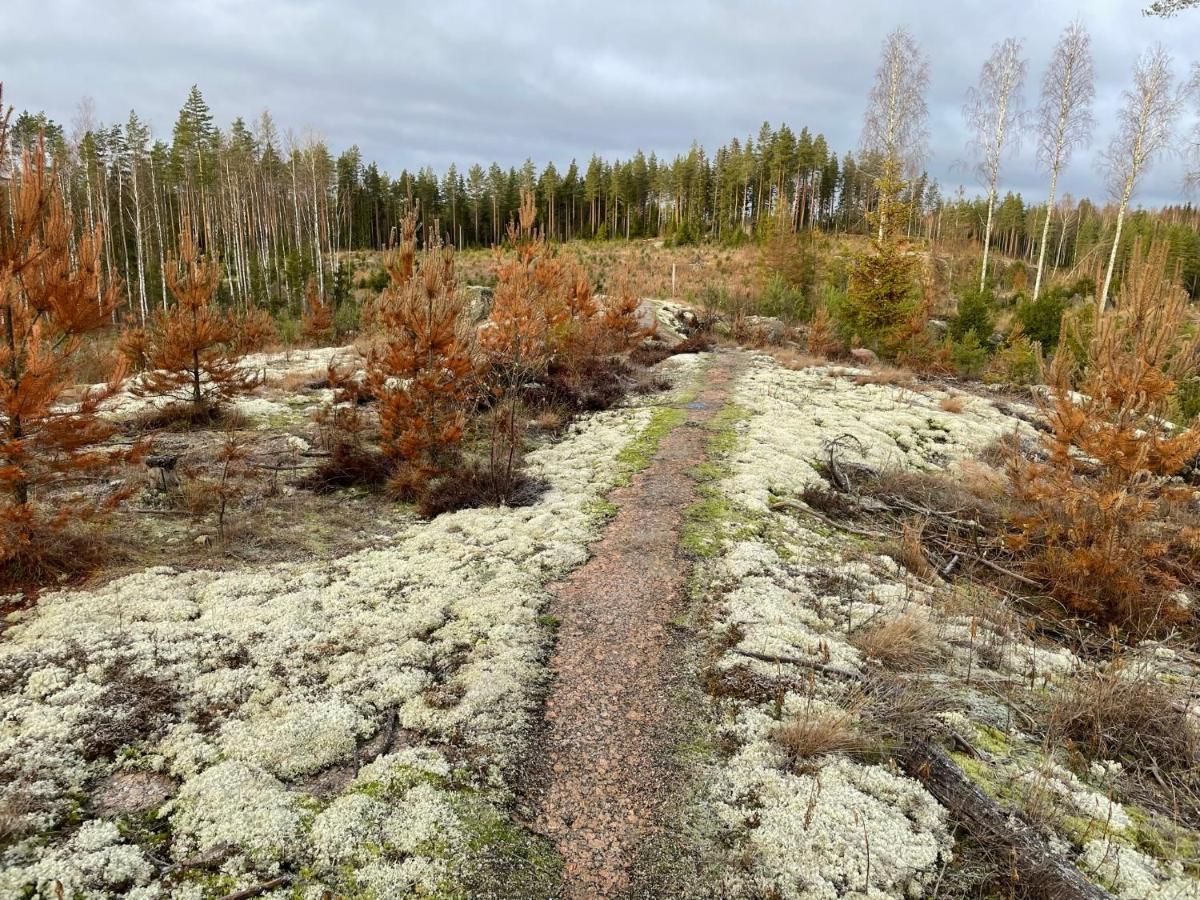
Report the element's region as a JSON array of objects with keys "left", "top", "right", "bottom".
[
  {"left": 682, "top": 352, "right": 1200, "bottom": 899},
  {"left": 0, "top": 354, "right": 704, "bottom": 898},
  {"left": 5, "top": 344, "right": 1200, "bottom": 900}
]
